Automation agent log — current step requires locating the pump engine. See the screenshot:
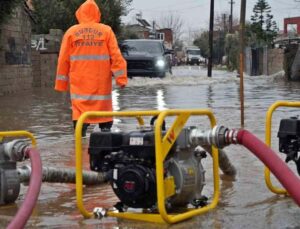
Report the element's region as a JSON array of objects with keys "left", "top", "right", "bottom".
[
  {"left": 88, "top": 126, "right": 207, "bottom": 210},
  {"left": 278, "top": 116, "right": 300, "bottom": 175}
]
